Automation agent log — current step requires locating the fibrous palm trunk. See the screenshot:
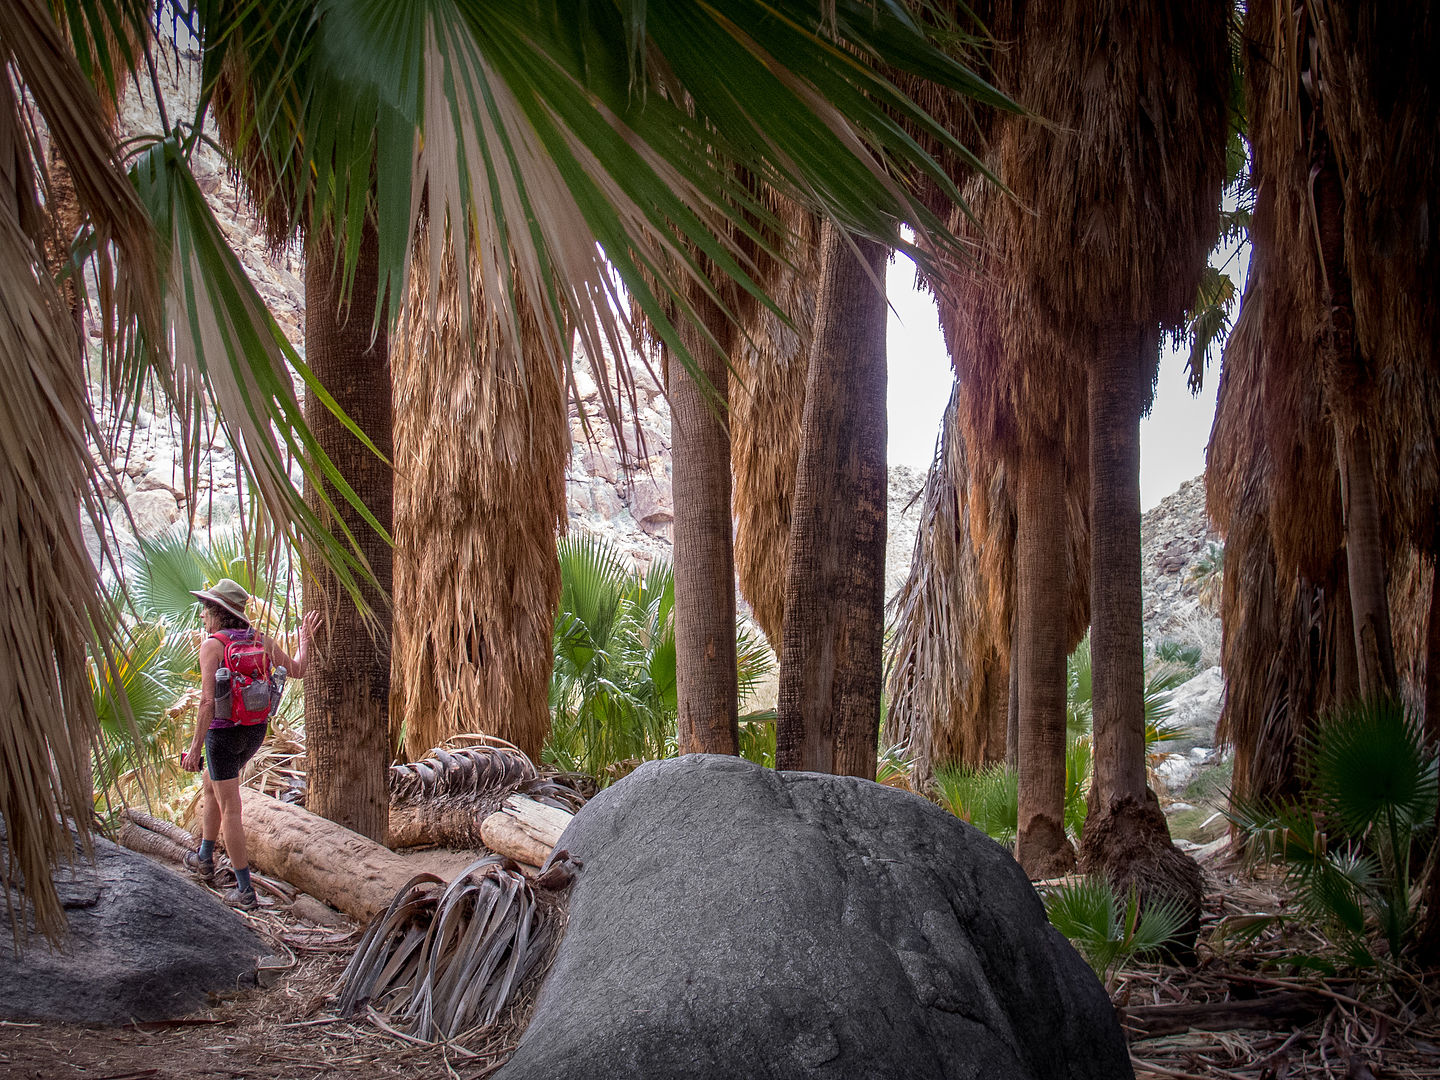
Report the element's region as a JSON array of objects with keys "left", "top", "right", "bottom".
[
  {"left": 1014, "top": 439, "right": 1075, "bottom": 877},
  {"left": 1427, "top": 562, "right": 1440, "bottom": 744},
  {"left": 391, "top": 241, "right": 565, "bottom": 764},
  {"left": 670, "top": 286, "right": 739, "bottom": 756},
  {"left": 302, "top": 227, "right": 393, "bottom": 841},
  {"left": 776, "top": 225, "right": 888, "bottom": 778}
]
